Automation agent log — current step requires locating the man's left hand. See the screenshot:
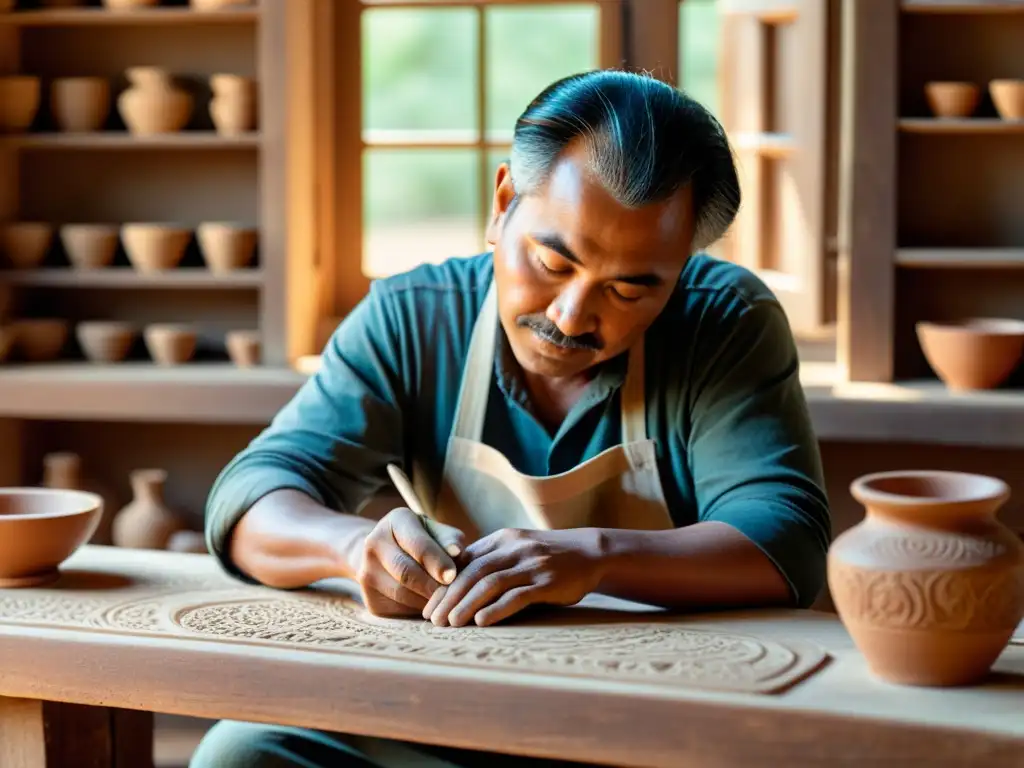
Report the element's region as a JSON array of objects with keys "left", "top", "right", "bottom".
[{"left": 422, "top": 528, "right": 605, "bottom": 627}]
